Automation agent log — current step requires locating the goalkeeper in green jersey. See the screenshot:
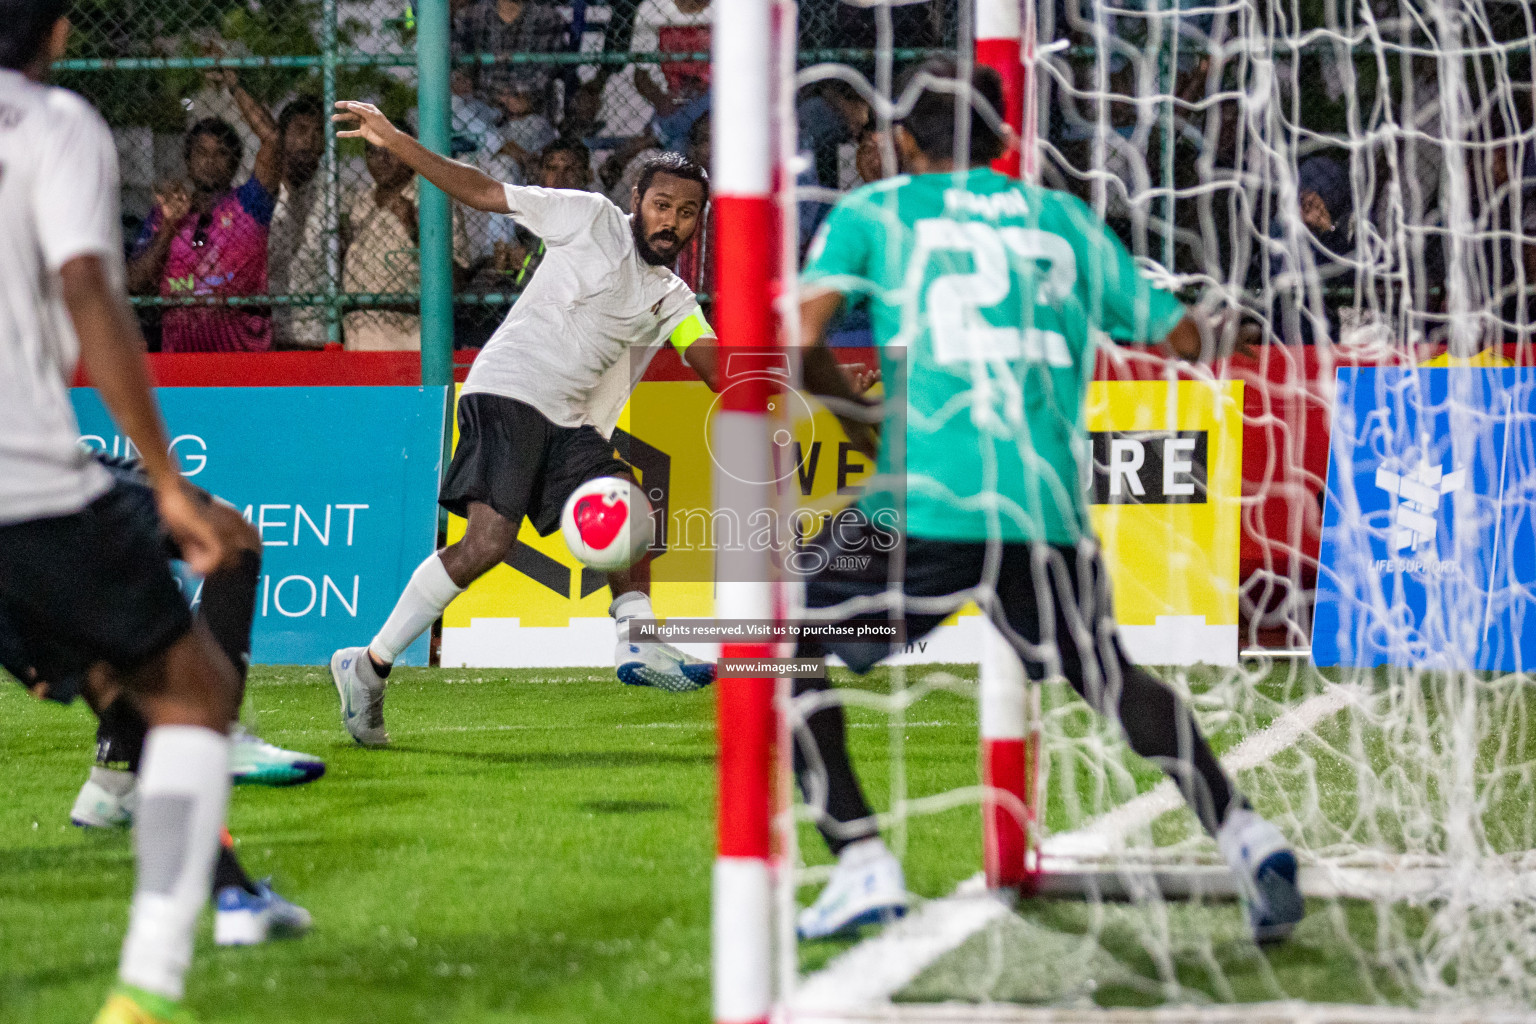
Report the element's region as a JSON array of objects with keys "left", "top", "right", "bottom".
[{"left": 788, "top": 58, "right": 1302, "bottom": 945}]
